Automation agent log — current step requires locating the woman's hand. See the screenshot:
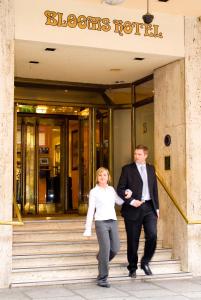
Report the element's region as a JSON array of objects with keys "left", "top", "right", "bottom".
[{"left": 125, "top": 189, "right": 132, "bottom": 199}]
